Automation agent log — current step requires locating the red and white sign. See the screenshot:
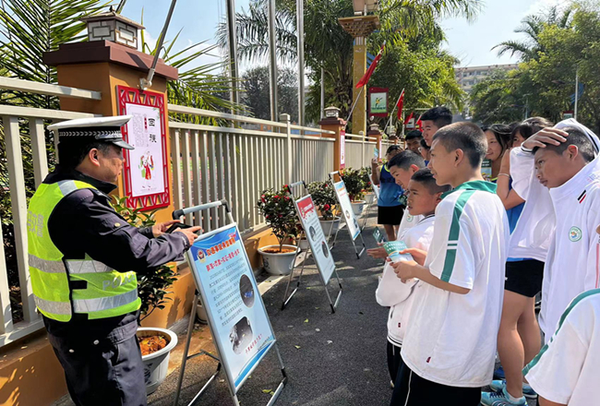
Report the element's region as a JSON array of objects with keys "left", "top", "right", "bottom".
[
  {"left": 340, "top": 130, "right": 346, "bottom": 169},
  {"left": 117, "top": 86, "right": 170, "bottom": 211}
]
